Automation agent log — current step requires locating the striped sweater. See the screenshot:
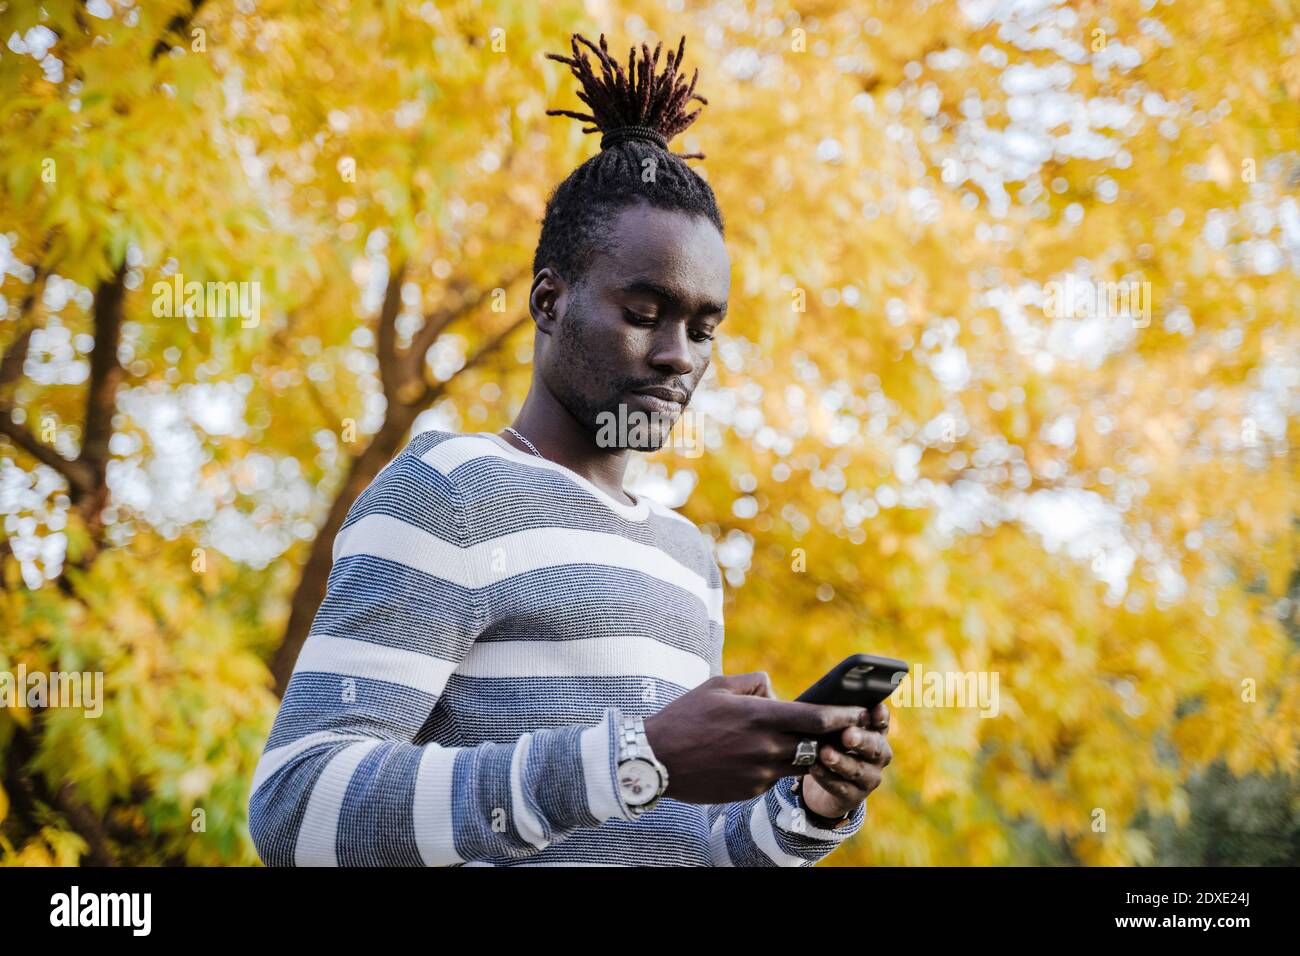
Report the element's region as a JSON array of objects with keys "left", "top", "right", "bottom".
[{"left": 248, "top": 428, "right": 866, "bottom": 866}]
